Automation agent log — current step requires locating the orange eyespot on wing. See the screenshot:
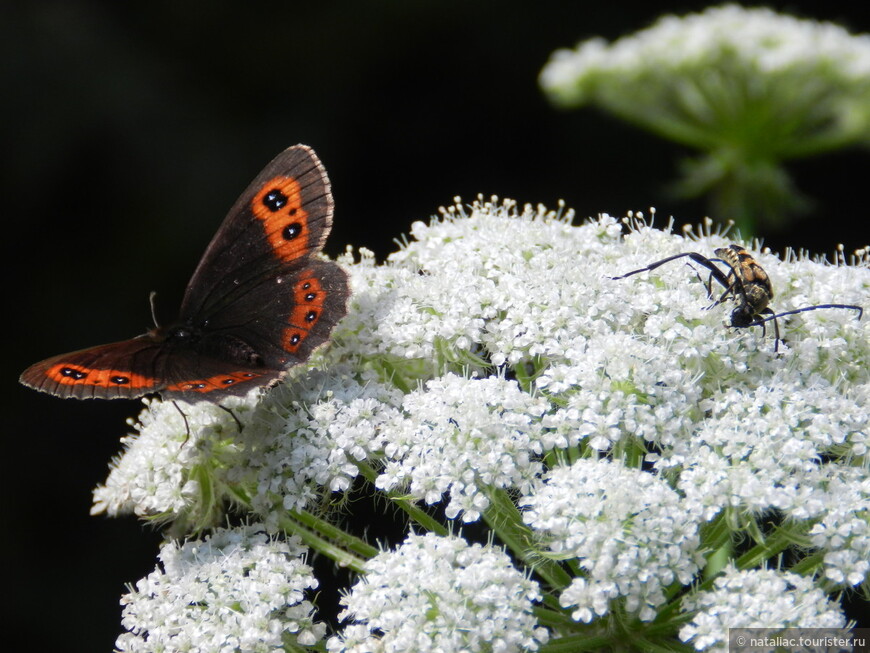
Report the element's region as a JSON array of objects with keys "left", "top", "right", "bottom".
[
  {"left": 165, "top": 371, "right": 267, "bottom": 394},
  {"left": 282, "top": 270, "right": 327, "bottom": 354},
  {"left": 252, "top": 176, "right": 312, "bottom": 263}
]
